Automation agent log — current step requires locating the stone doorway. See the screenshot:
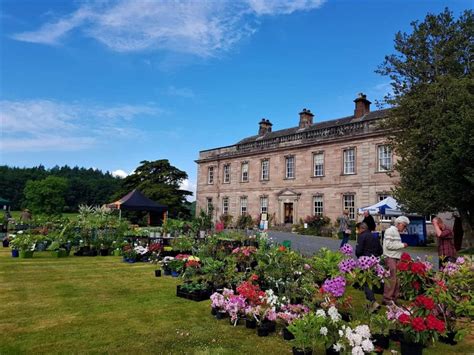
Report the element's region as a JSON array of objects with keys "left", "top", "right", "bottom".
[{"left": 284, "top": 203, "right": 294, "bottom": 224}]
